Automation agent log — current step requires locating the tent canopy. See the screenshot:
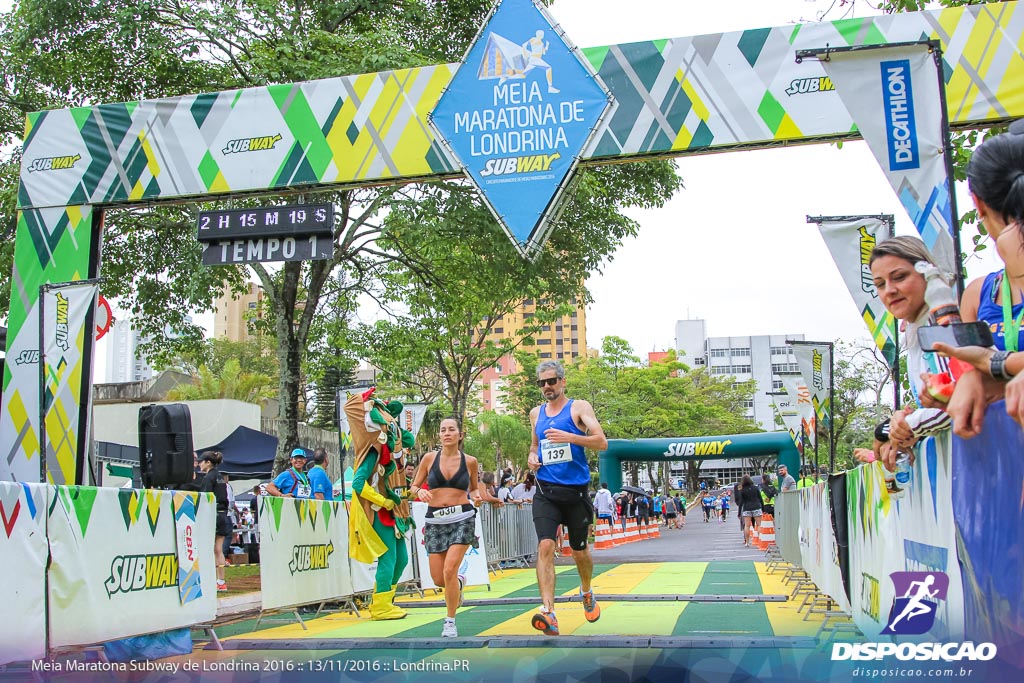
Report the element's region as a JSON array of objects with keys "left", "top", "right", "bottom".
[{"left": 201, "top": 425, "right": 278, "bottom": 479}]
